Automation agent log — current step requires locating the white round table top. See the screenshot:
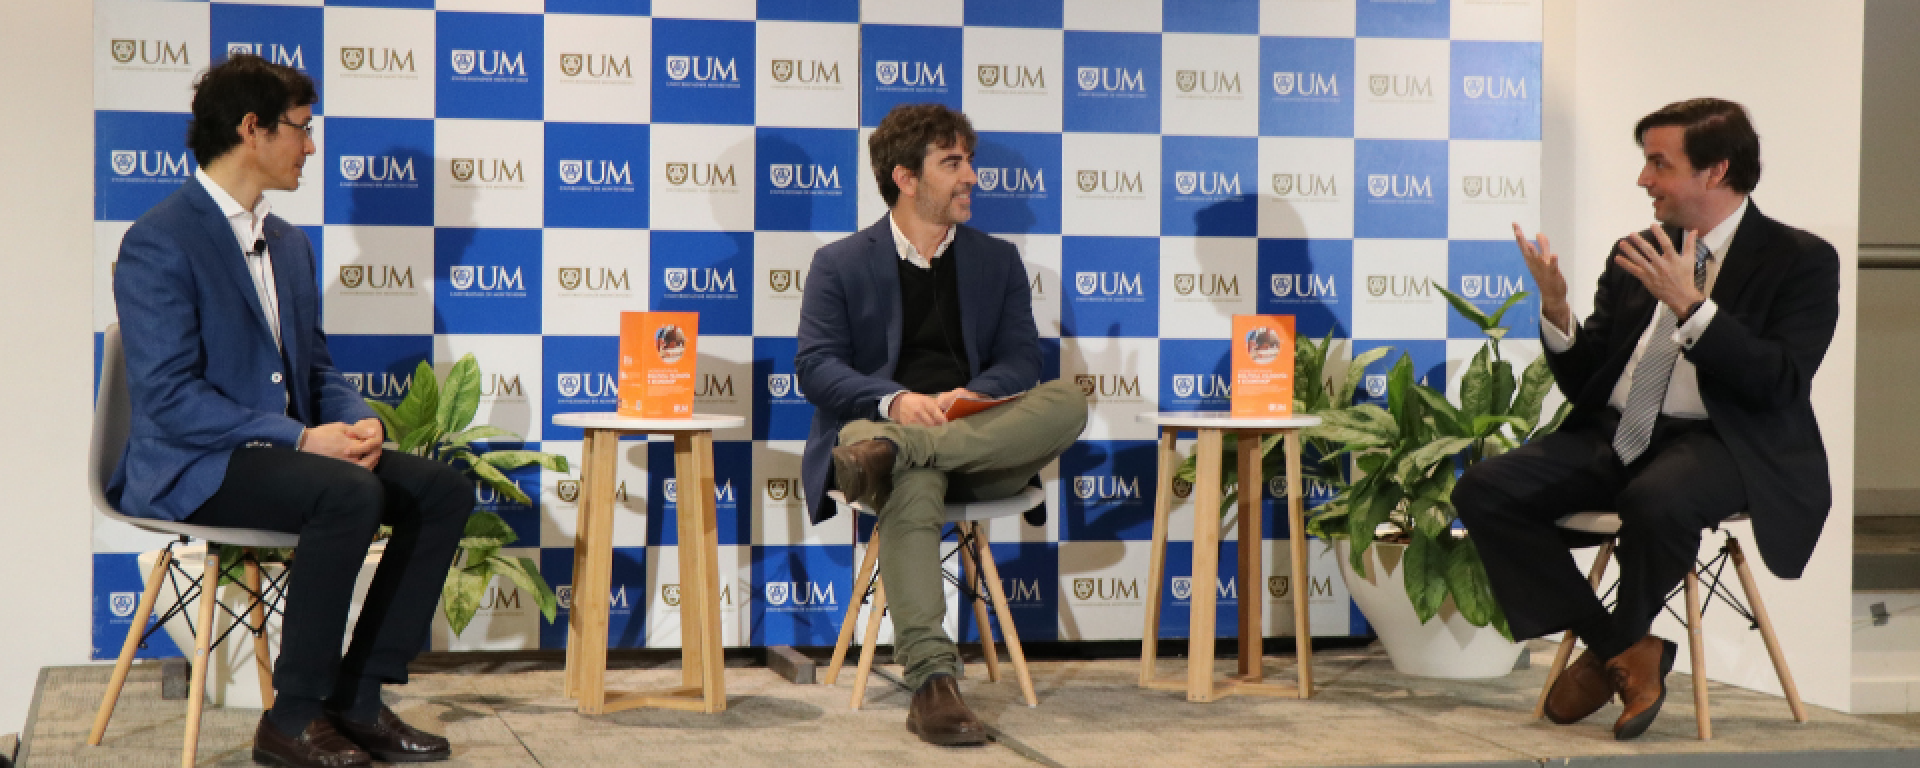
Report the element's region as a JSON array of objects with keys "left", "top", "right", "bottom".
[
  {"left": 1137, "top": 411, "right": 1322, "bottom": 429},
  {"left": 552, "top": 412, "right": 745, "bottom": 431}
]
